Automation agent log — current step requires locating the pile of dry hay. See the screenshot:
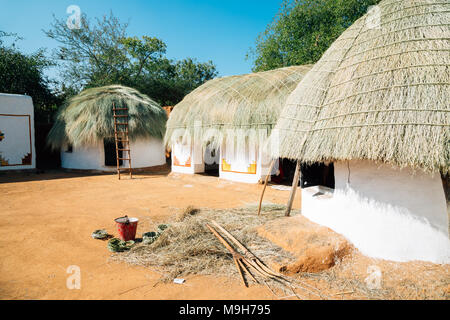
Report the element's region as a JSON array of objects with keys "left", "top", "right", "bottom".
[{"left": 113, "top": 204, "right": 296, "bottom": 283}]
